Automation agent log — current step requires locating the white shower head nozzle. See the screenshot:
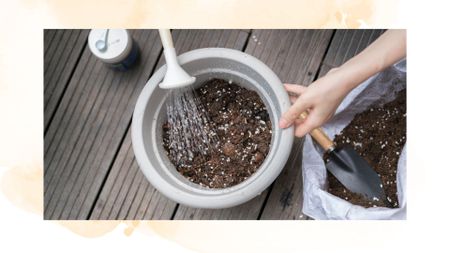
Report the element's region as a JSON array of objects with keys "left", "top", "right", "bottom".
[{"left": 158, "top": 30, "right": 196, "bottom": 89}]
